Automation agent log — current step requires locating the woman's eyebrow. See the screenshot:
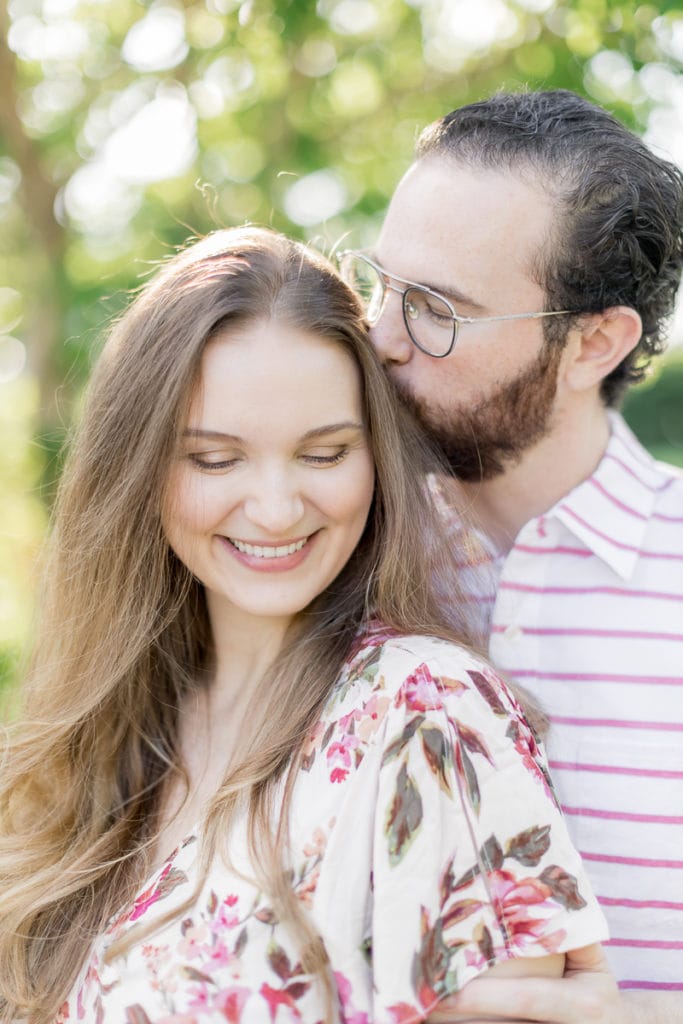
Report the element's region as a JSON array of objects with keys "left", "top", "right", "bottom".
[
  {"left": 182, "top": 429, "right": 242, "bottom": 442},
  {"left": 300, "top": 421, "right": 365, "bottom": 441},
  {"left": 181, "top": 422, "right": 364, "bottom": 443}
]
